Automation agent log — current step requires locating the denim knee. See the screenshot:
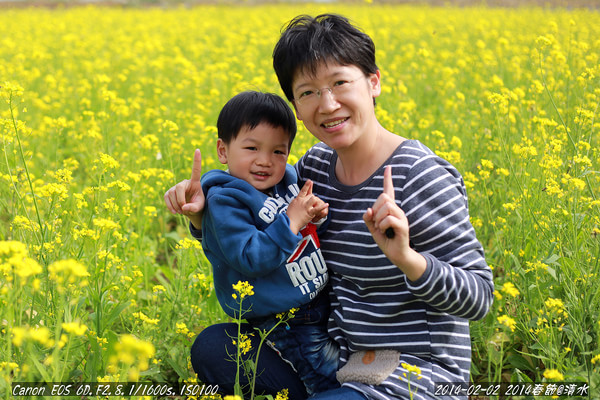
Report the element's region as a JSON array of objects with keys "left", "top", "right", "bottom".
[
  {"left": 189, "top": 323, "right": 308, "bottom": 399},
  {"left": 190, "top": 324, "right": 236, "bottom": 382}
]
